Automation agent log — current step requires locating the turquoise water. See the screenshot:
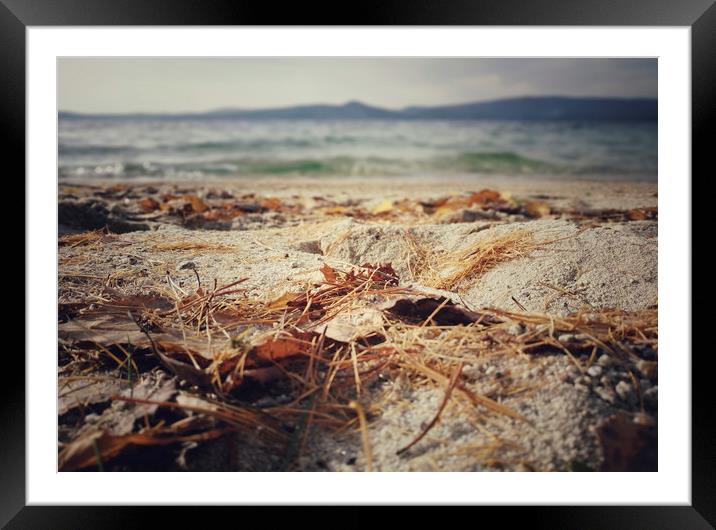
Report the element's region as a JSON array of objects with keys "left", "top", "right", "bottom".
[{"left": 58, "top": 119, "right": 657, "bottom": 180}]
